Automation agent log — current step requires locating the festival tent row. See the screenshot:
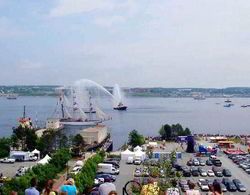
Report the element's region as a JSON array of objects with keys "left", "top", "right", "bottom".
[{"left": 121, "top": 147, "right": 146, "bottom": 161}]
